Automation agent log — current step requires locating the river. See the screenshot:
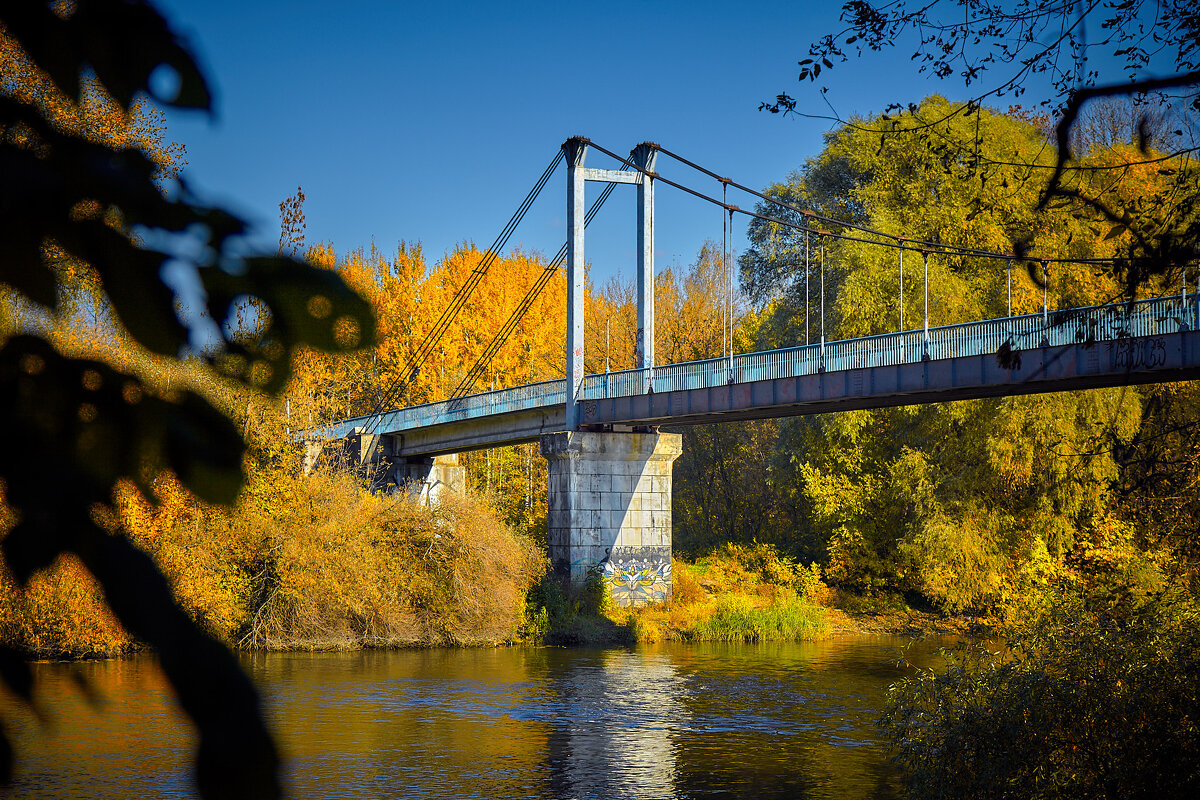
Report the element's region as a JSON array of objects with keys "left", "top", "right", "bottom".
[{"left": 1, "top": 636, "right": 944, "bottom": 799}]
